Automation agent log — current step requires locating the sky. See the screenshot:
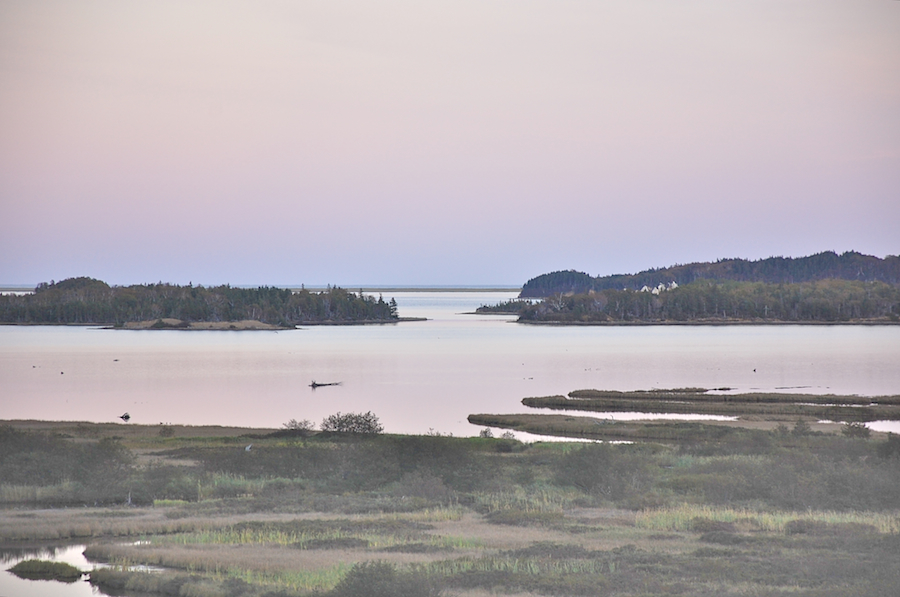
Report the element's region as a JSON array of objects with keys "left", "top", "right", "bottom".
[{"left": 1, "top": 0, "right": 898, "bottom": 287}]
